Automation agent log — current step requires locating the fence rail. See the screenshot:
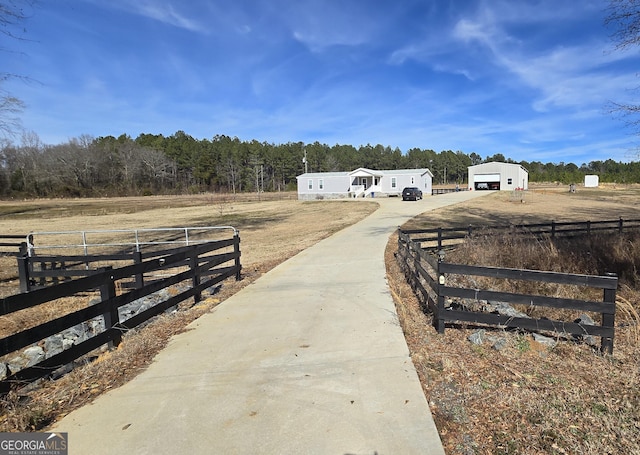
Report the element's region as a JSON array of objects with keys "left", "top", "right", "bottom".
[
  {"left": 0, "top": 232, "right": 241, "bottom": 393},
  {"left": 27, "top": 226, "right": 238, "bottom": 255},
  {"left": 397, "top": 225, "right": 619, "bottom": 353},
  {"left": 431, "top": 188, "right": 467, "bottom": 195},
  {"left": 13, "top": 227, "right": 240, "bottom": 292},
  {"left": 405, "top": 217, "right": 640, "bottom": 252},
  {"left": 0, "top": 235, "right": 29, "bottom": 256}
]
